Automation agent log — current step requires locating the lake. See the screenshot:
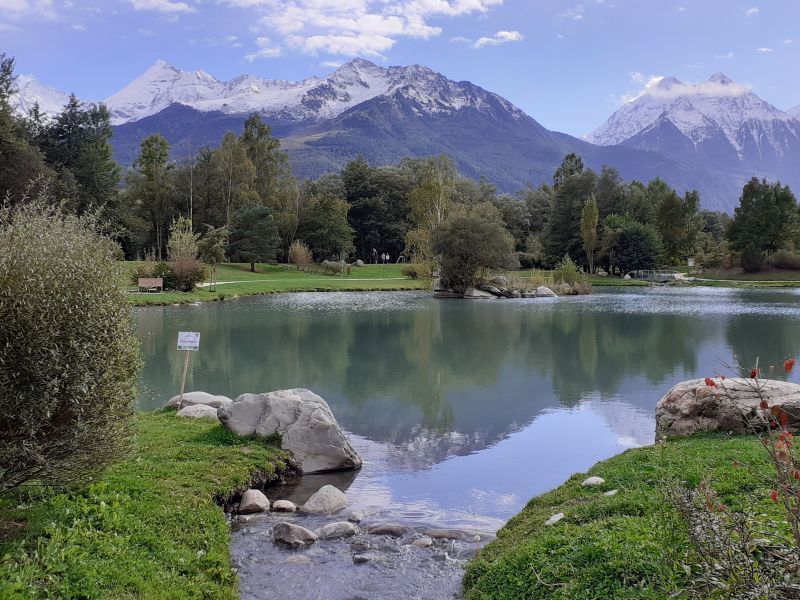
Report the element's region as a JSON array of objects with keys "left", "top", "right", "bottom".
[{"left": 134, "top": 287, "right": 800, "bottom": 598}]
